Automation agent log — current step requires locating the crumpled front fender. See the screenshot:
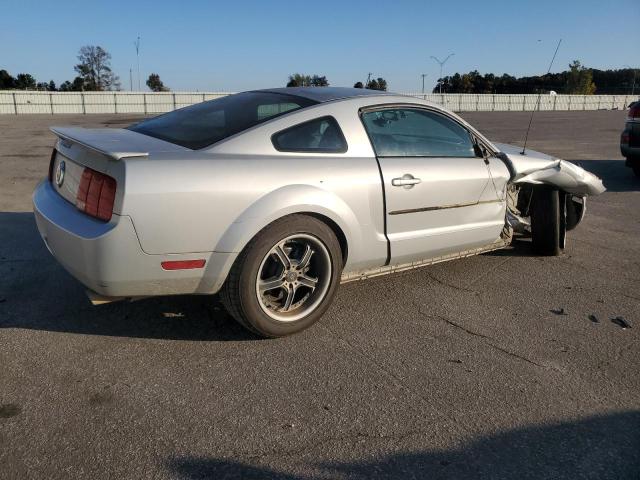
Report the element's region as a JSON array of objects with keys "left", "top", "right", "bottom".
[
  {"left": 493, "top": 142, "right": 606, "bottom": 196},
  {"left": 513, "top": 159, "right": 606, "bottom": 196}
]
